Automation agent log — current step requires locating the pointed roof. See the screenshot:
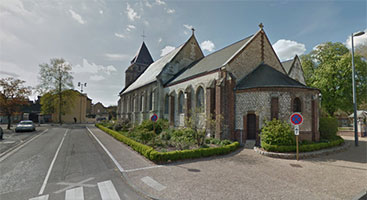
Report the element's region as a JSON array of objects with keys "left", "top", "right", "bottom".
[
  {"left": 235, "top": 63, "right": 312, "bottom": 90},
  {"left": 129, "top": 42, "right": 154, "bottom": 66},
  {"left": 168, "top": 34, "right": 254, "bottom": 85},
  {"left": 122, "top": 44, "right": 185, "bottom": 94}
]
